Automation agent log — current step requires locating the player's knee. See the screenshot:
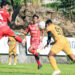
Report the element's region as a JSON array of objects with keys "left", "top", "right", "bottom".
[
  {"left": 9, "top": 55, "right": 11, "bottom": 57},
  {"left": 28, "top": 47, "right": 32, "bottom": 52},
  {"left": 72, "top": 58, "right": 75, "bottom": 62},
  {"left": 48, "top": 51, "right": 55, "bottom": 58},
  {"left": 28, "top": 48, "right": 31, "bottom": 52},
  {"left": 68, "top": 55, "right": 75, "bottom": 62},
  {"left": 14, "top": 55, "right": 17, "bottom": 57},
  {"left": 48, "top": 52, "right": 52, "bottom": 58},
  {"left": 48, "top": 54, "right": 52, "bottom": 58}
]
